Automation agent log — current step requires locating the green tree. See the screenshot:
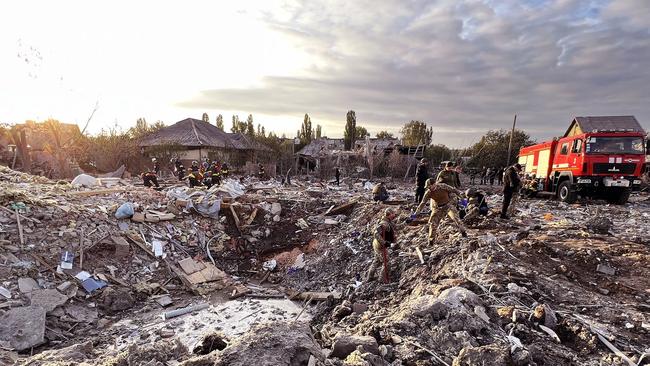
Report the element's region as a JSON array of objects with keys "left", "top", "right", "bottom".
[
  {"left": 231, "top": 115, "right": 238, "bottom": 133},
  {"left": 315, "top": 124, "right": 322, "bottom": 139},
  {"left": 344, "top": 110, "right": 356, "bottom": 150},
  {"left": 202, "top": 112, "right": 209, "bottom": 122},
  {"left": 355, "top": 126, "right": 369, "bottom": 138},
  {"left": 400, "top": 120, "right": 432, "bottom": 146},
  {"left": 424, "top": 144, "right": 452, "bottom": 166},
  {"left": 246, "top": 114, "right": 255, "bottom": 136},
  {"left": 231, "top": 115, "right": 246, "bottom": 133},
  {"left": 376, "top": 130, "right": 394, "bottom": 139},
  {"left": 299, "top": 113, "right": 313, "bottom": 144},
  {"left": 468, "top": 129, "right": 535, "bottom": 168},
  {"left": 216, "top": 114, "right": 224, "bottom": 130}
]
